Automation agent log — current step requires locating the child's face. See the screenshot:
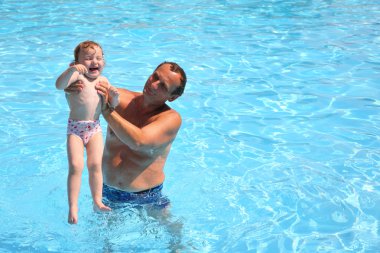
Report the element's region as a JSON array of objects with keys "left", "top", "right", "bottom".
[{"left": 77, "top": 45, "right": 104, "bottom": 79}]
